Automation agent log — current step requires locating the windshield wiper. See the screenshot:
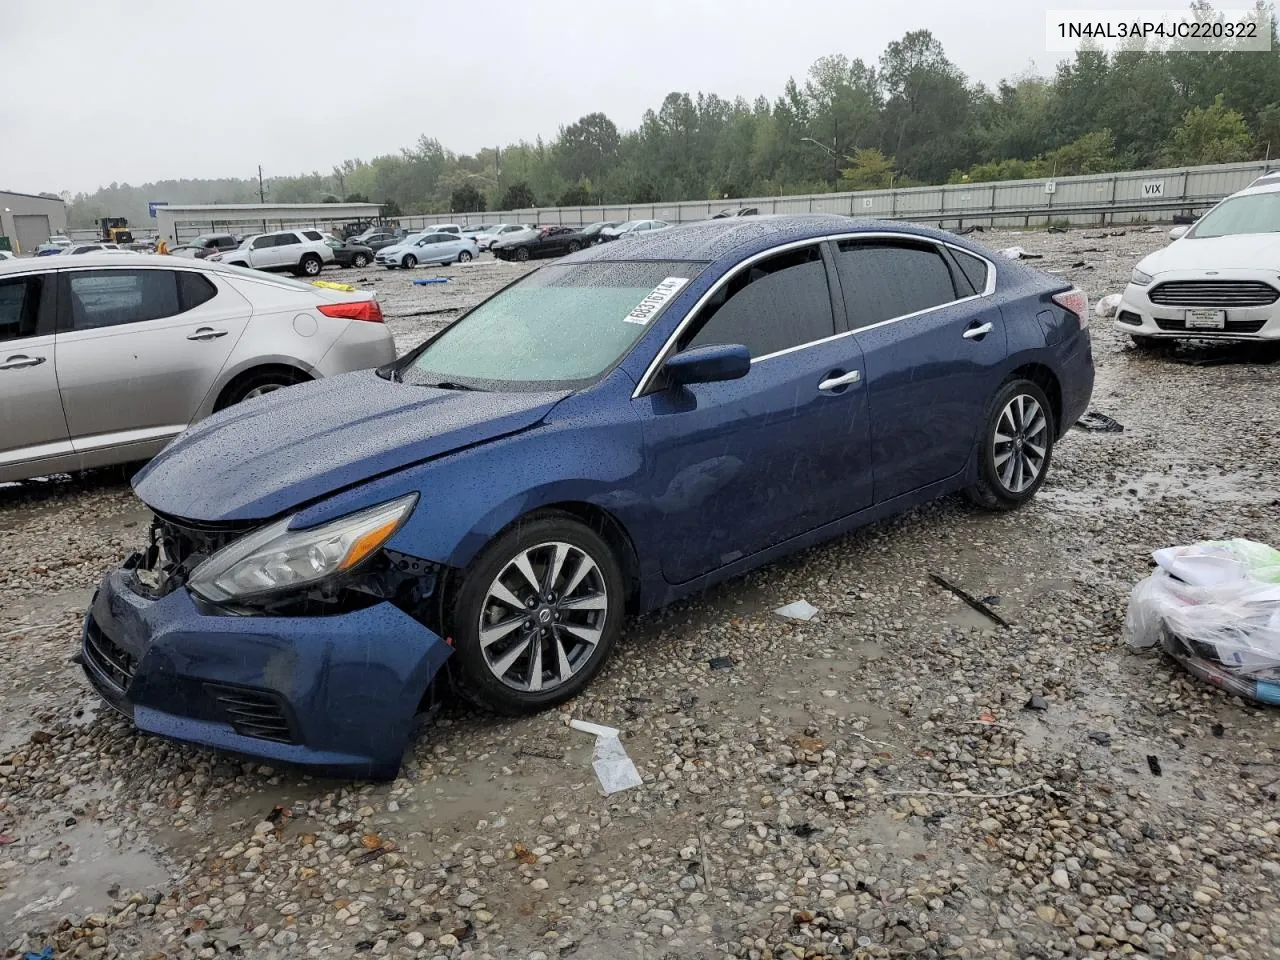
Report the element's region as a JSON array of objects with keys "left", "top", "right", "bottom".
[{"left": 428, "top": 380, "right": 477, "bottom": 391}]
